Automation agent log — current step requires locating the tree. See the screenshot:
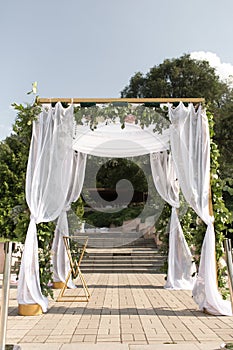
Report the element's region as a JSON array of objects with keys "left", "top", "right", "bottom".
[
  {"left": 121, "top": 53, "right": 233, "bottom": 189},
  {"left": 0, "top": 104, "right": 34, "bottom": 241},
  {"left": 214, "top": 91, "right": 233, "bottom": 177},
  {"left": 0, "top": 138, "right": 22, "bottom": 240},
  {"left": 95, "top": 158, "right": 148, "bottom": 193},
  {"left": 121, "top": 54, "right": 229, "bottom": 106}
]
